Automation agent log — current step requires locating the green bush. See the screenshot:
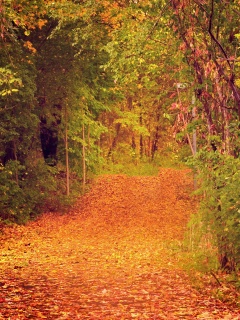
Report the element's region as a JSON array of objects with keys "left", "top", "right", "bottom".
[
  {"left": 0, "top": 160, "right": 58, "bottom": 224},
  {"left": 187, "top": 149, "right": 240, "bottom": 271}
]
